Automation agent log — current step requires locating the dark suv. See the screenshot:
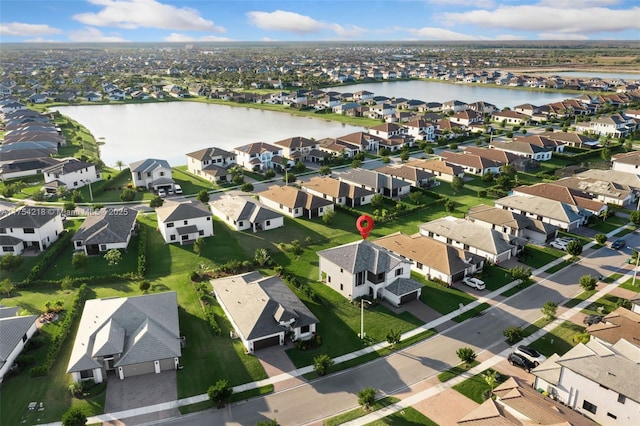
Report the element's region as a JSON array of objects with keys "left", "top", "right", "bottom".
[
  {"left": 583, "top": 314, "right": 604, "bottom": 326},
  {"left": 611, "top": 239, "right": 626, "bottom": 250},
  {"left": 508, "top": 352, "right": 536, "bottom": 372}
]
